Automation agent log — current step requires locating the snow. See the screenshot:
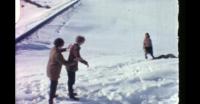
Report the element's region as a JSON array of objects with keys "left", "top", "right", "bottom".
[
  {"left": 16, "top": 0, "right": 179, "bottom": 104},
  {"left": 15, "top": 0, "right": 76, "bottom": 38}
]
